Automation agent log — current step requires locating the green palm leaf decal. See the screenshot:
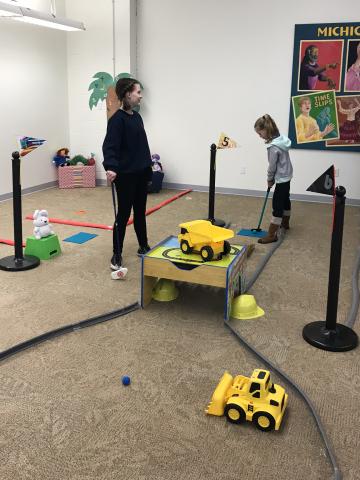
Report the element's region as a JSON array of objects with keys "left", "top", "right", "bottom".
[{"left": 88, "top": 72, "right": 144, "bottom": 110}]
